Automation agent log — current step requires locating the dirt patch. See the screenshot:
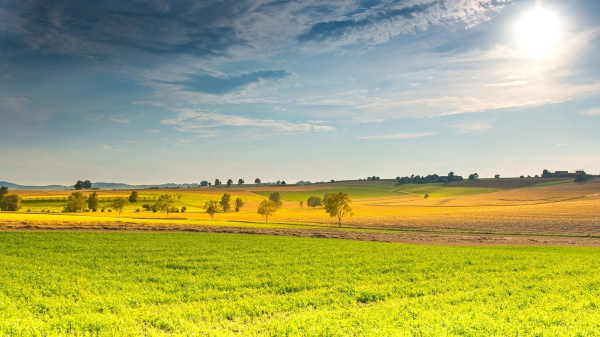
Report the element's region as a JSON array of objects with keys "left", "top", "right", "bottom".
[{"left": 2, "top": 220, "right": 600, "bottom": 247}]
